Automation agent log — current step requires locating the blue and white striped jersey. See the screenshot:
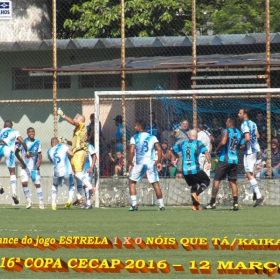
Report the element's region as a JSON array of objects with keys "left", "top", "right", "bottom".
[{"left": 241, "top": 120, "right": 260, "bottom": 154}]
